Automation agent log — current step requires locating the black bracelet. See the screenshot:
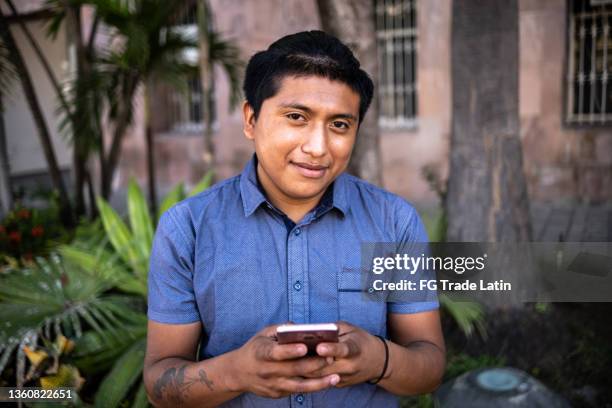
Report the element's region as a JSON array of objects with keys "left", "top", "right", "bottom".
[{"left": 367, "top": 335, "right": 389, "bottom": 385}]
